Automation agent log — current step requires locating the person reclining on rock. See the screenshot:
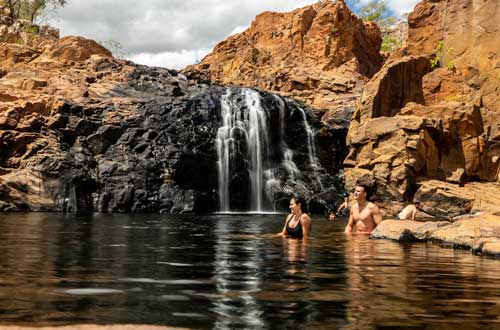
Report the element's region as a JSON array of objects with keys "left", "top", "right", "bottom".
[
  {"left": 396, "top": 203, "right": 417, "bottom": 221},
  {"left": 344, "top": 184, "right": 382, "bottom": 234}
]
